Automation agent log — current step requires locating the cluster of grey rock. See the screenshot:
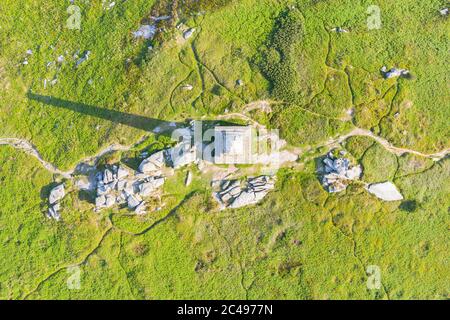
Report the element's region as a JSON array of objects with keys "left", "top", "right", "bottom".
[
  {"left": 47, "top": 184, "right": 65, "bottom": 221},
  {"left": 320, "top": 151, "right": 404, "bottom": 202},
  {"left": 320, "top": 152, "right": 362, "bottom": 193},
  {"left": 381, "top": 66, "right": 410, "bottom": 79},
  {"left": 133, "top": 25, "right": 157, "bottom": 40},
  {"left": 213, "top": 176, "right": 275, "bottom": 210},
  {"left": 93, "top": 165, "right": 165, "bottom": 215}
]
